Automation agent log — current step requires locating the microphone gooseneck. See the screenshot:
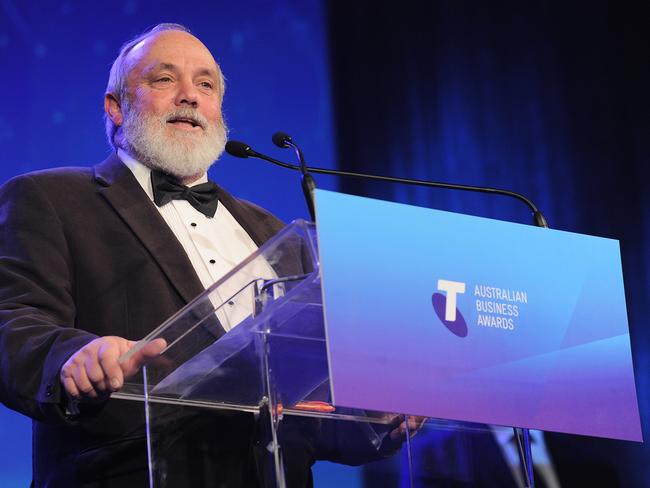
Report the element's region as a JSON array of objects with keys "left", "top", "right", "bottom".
[
  {"left": 226, "top": 138, "right": 317, "bottom": 221},
  {"left": 226, "top": 137, "right": 549, "bottom": 228},
  {"left": 270, "top": 133, "right": 316, "bottom": 221}
]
